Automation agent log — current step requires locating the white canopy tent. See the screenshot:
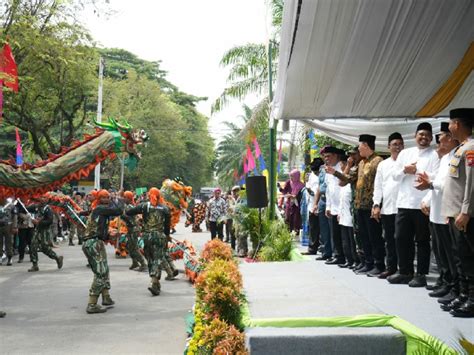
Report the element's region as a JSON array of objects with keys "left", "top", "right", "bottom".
[{"left": 273, "top": 0, "right": 474, "bottom": 147}]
